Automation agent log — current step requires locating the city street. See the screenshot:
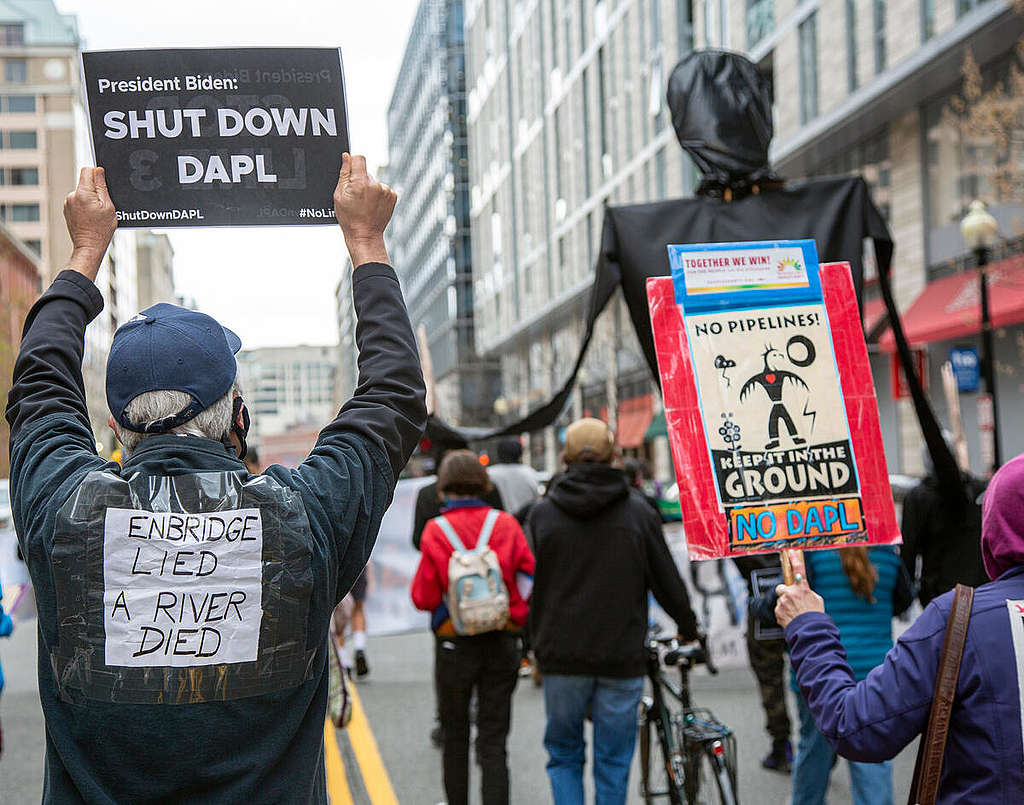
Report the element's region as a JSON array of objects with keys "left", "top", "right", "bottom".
[{"left": 2, "top": 604, "right": 919, "bottom": 804}]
